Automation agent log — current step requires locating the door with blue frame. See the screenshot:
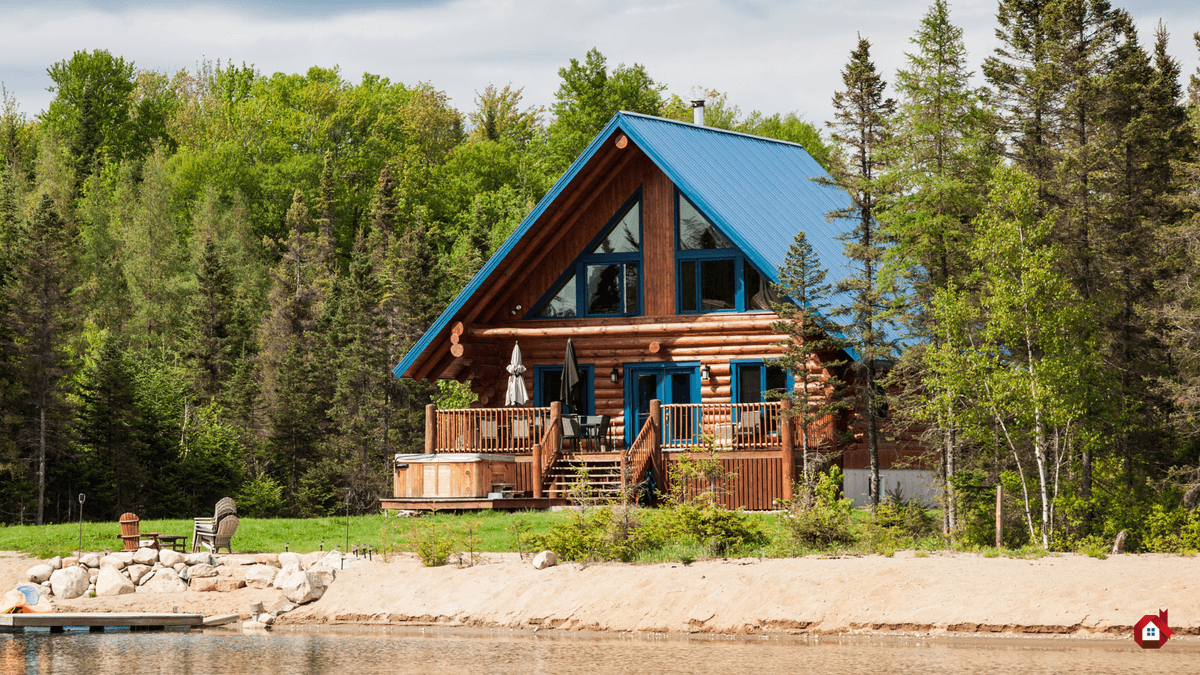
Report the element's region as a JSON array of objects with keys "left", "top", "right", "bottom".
[{"left": 624, "top": 363, "right": 700, "bottom": 448}]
